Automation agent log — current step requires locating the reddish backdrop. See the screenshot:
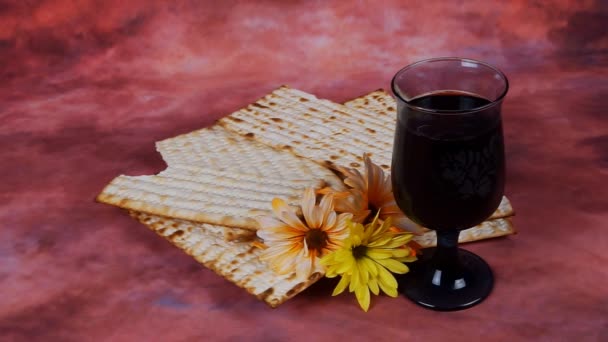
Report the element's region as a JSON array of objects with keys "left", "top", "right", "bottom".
[{"left": 1, "top": 1, "right": 607, "bottom": 341}]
